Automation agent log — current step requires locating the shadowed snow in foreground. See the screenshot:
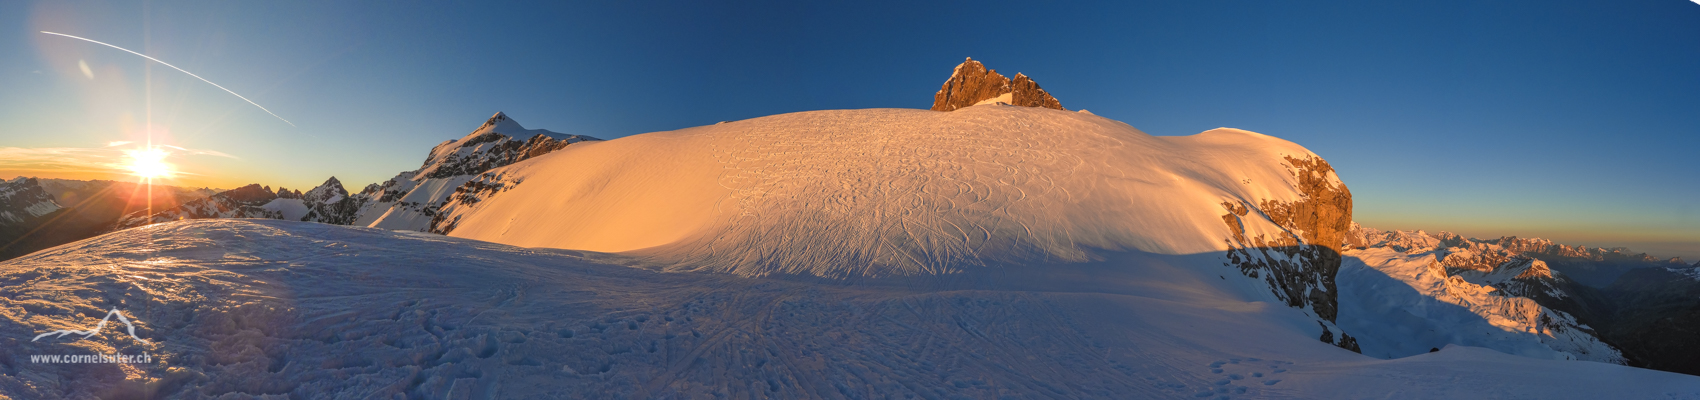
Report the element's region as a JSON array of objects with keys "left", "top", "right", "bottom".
[{"left": 1, "top": 220, "right": 1695, "bottom": 398}]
